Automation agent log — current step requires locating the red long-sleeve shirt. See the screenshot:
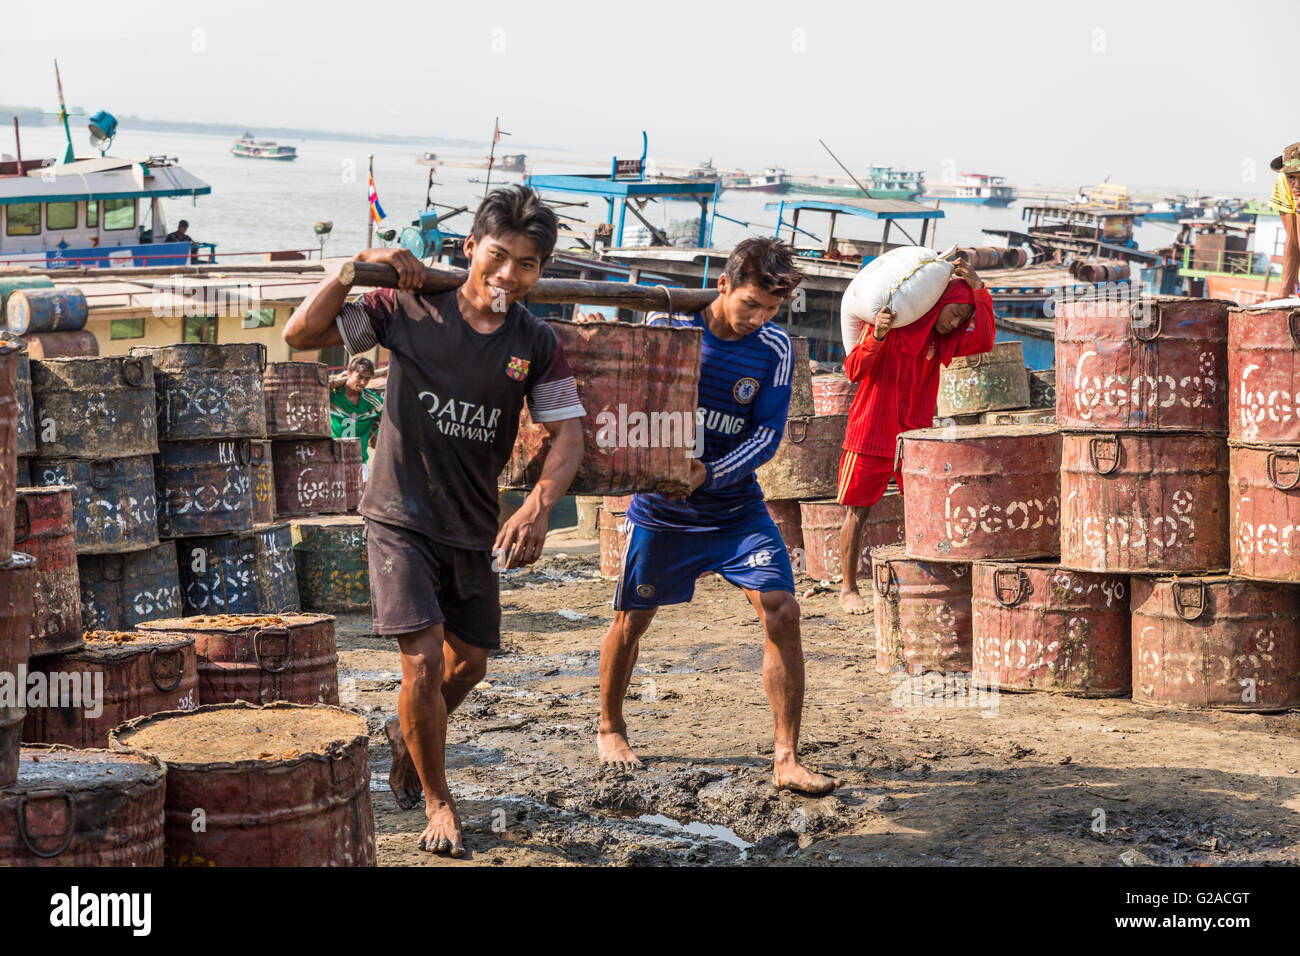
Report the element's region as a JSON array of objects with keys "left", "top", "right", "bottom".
[{"left": 842, "top": 287, "right": 996, "bottom": 457}]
